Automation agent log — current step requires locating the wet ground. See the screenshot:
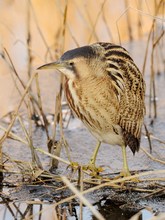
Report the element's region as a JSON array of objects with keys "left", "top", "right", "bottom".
[{"left": 0, "top": 40, "right": 165, "bottom": 219}]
